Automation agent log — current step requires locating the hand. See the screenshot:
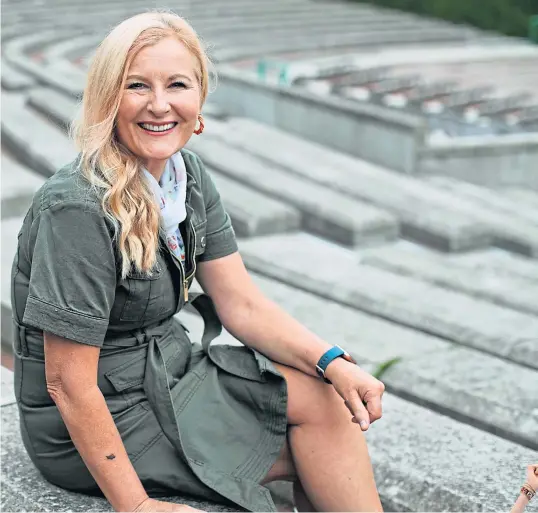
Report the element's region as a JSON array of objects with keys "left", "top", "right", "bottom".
[
  {"left": 525, "top": 463, "right": 538, "bottom": 491},
  {"left": 325, "top": 358, "right": 385, "bottom": 432},
  {"left": 133, "top": 498, "right": 205, "bottom": 512}
]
